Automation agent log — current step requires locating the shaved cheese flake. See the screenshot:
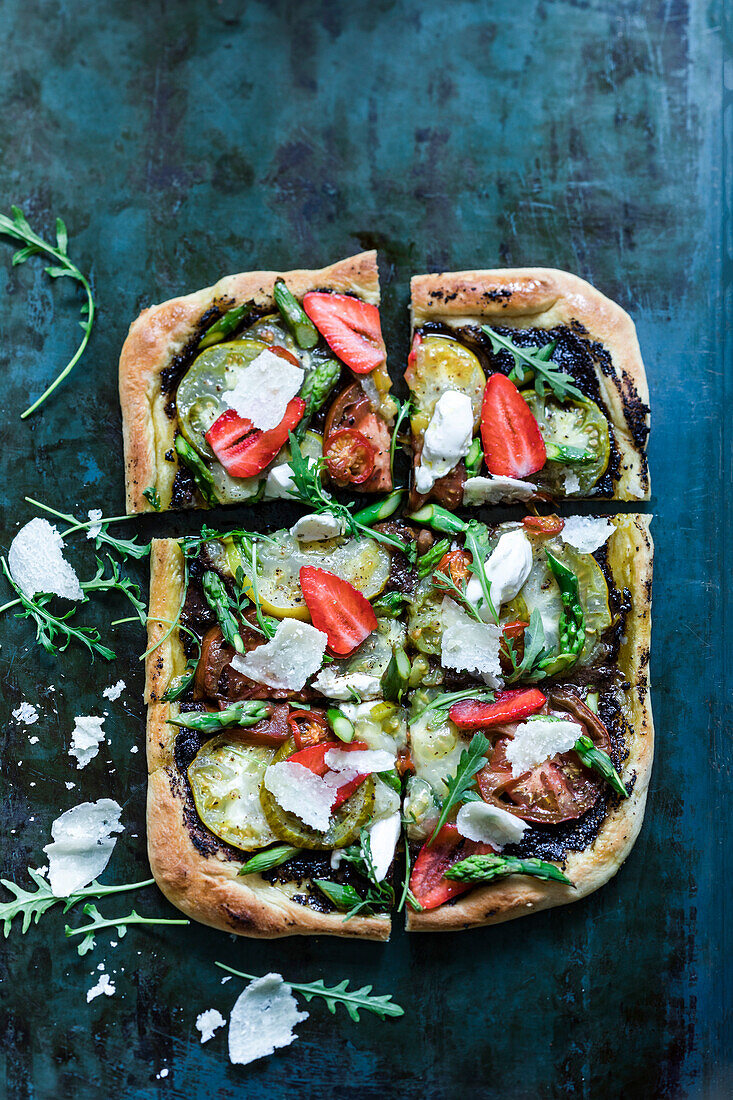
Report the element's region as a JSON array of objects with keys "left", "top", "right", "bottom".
[
  {"left": 505, "top": 717, "right": 583, "bottom": 777},
  {"left": 8, "top": 518, "right": 83, "bottom": 600},
  {"left": 560, "top": 516, "right": 614, "bottom": 554},
  {"left": 196, "top": 1008, "right": 226, "bottom": 1043},
  {"left": 290, "top": 513, "right": 346, "bottom": 542},
  {"left": 466, "top": 529, "right": 533, "bottom": 616},
  {"left": 223, "top": 349, "right": 304, "bottom": 430},
  {"left": 102, "top": 680, "right": 126, "bottom": 701},
  {"left": 440, "top": 598, "right": 503, "bottom": 687},
  {"left": 43, "top": 798, "right": 124, "bottom": 897},
  {"left": 86, "top": 509, "right": 104, "bottom": 539},
  {"left": 87, "top": 972, "right": 116, "bottom": 1002},
  {"left": 463, "top": 475, "right": 537, "bottom": 506},
  {"left": 368, "top": 811, "right": 401, "bottom": 881},
  {"left": 12, "top": 702, "right": 39, "bottom": 725},
  {"left": 69, "top": 715, "right": 106, "bottom": 769},
  {"left": 563, "top": 471, "right": 580, "bottom": 495},
  {"left": 264, "top": 761, "right": 334, "bottom": 831},
  {"left": 456, "top": 801, "right": 529, "bottom": 849},
  {"left": 324, "top": 748, "right": 396, "bottom": 774},
  {"left": 231, "top": 619, "right": 327, "bottom": 690},
  {"left": 311, "top": 668, "right": 382, "bottom": 701},
  {"left": 228, "top": 973, "right": 308, "bottom": 1066}
]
